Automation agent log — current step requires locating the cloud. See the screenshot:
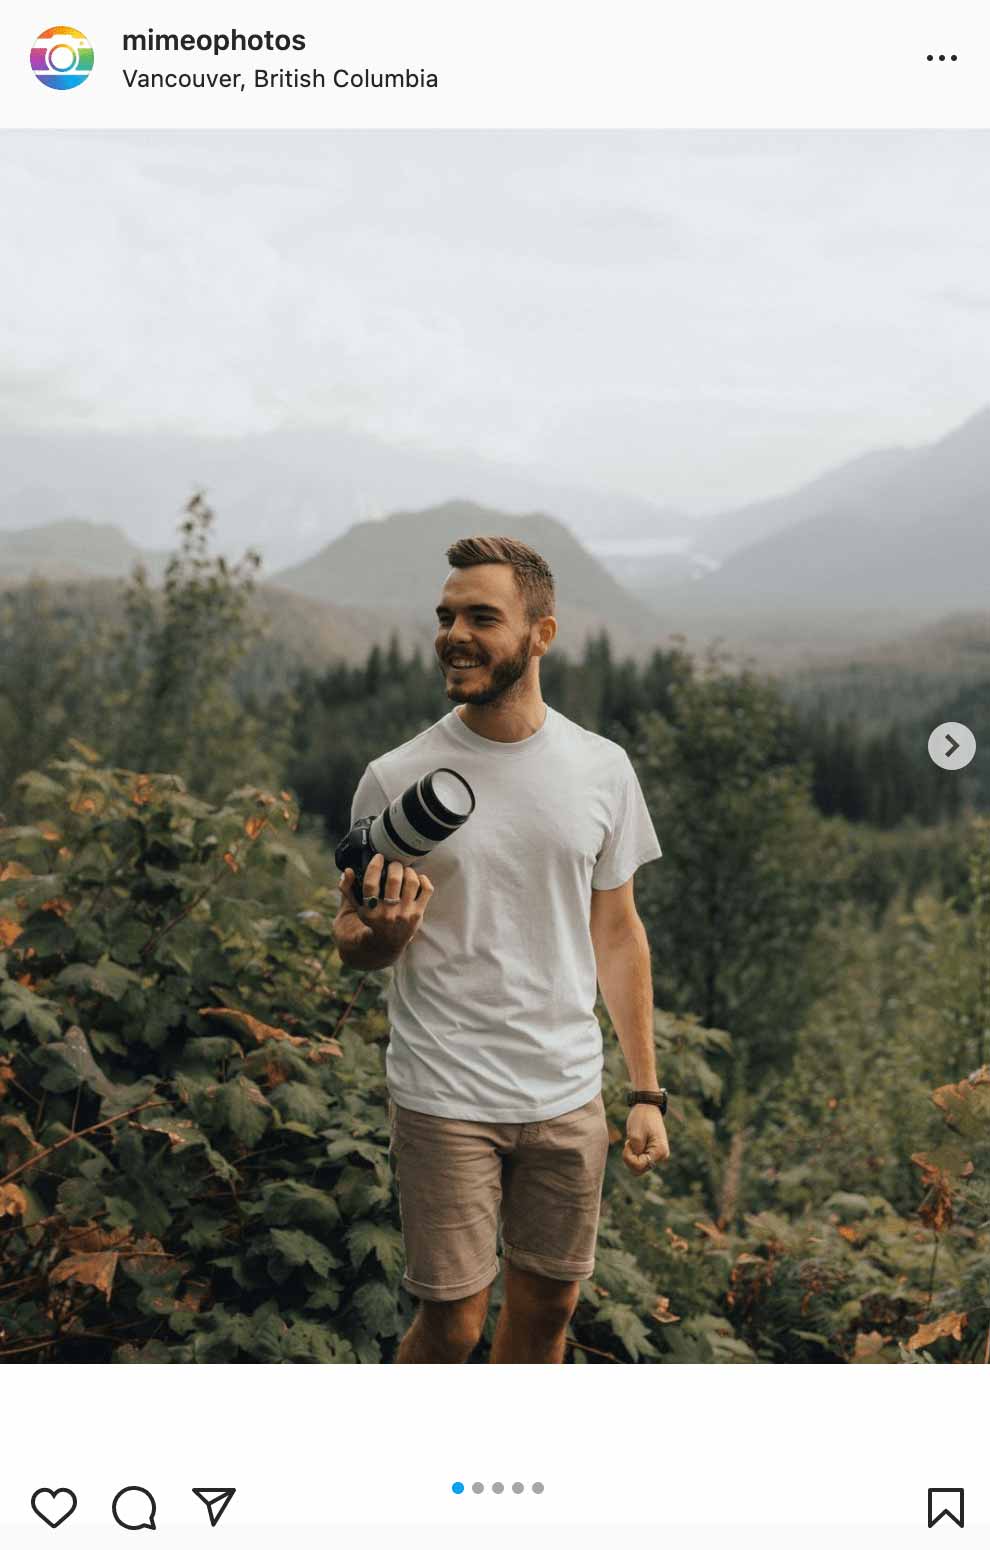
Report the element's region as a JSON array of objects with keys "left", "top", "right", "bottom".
[{"left": 1, "top": 129, "right": 989, "bottom": 509}]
